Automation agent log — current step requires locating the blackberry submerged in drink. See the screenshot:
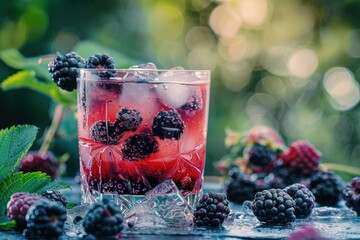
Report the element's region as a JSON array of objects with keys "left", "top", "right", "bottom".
[{"left": 77, "top": 67, "right": 210, "bottom": 209}]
